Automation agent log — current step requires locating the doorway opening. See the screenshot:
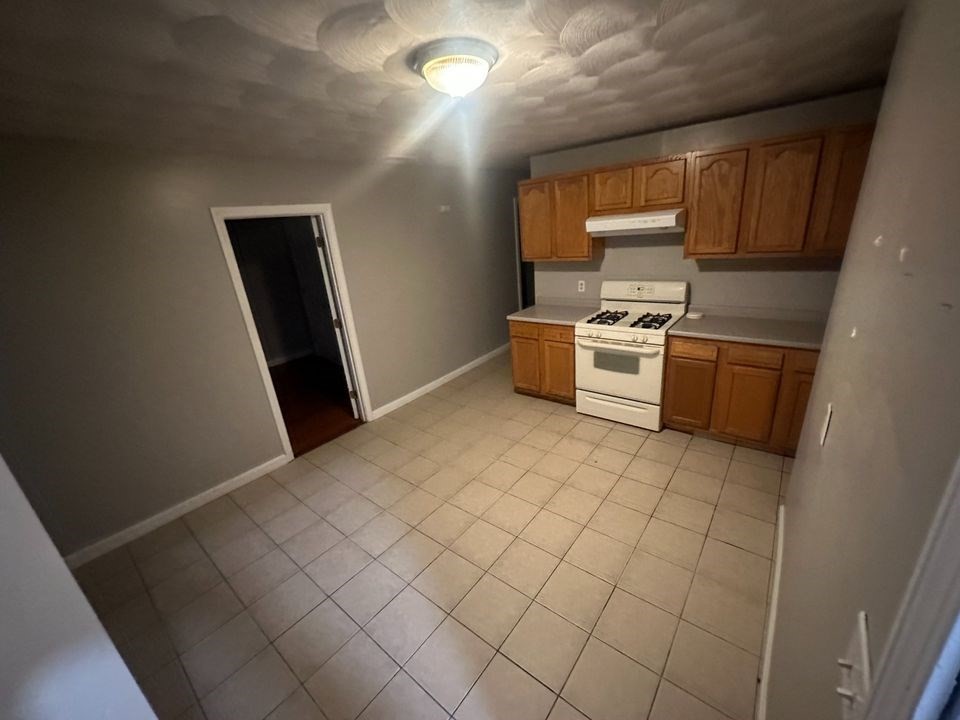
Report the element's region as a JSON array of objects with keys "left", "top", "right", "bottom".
[{"left": 211, "top": 205, "right": 368, "bottom": 458}]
